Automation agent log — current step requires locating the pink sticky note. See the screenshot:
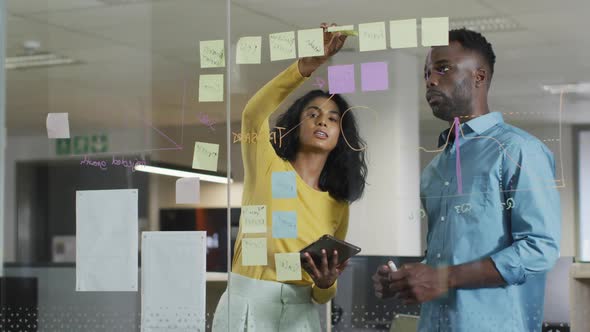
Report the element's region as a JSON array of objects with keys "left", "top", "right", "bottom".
[
  {"left": 328, "top": 64, "right": 355, "bottom": 94},
  {"left": 361, "top": 62, "right": 389, "bottom": 92}
]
